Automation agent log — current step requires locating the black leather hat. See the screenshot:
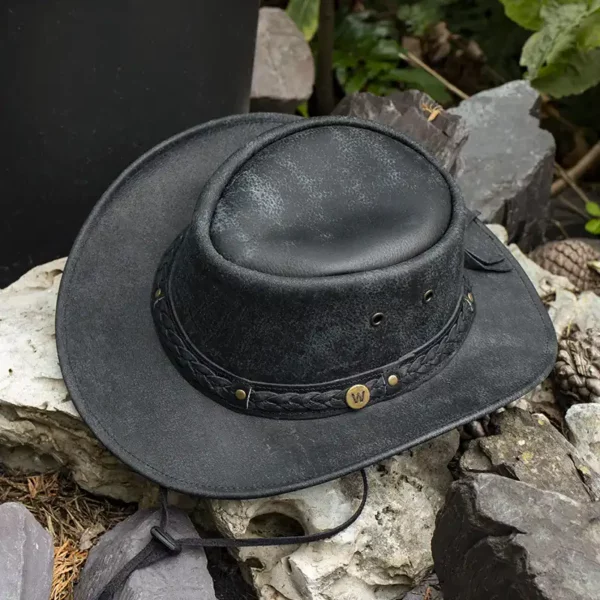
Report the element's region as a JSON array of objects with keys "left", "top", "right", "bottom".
[{"left": 56, "top": 114, "right": 557, "bottom": 499}]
